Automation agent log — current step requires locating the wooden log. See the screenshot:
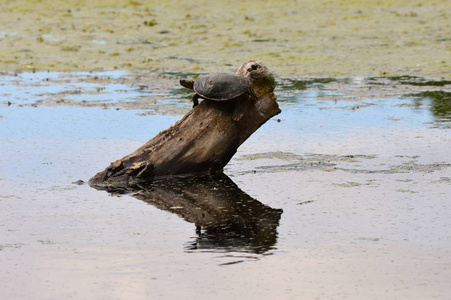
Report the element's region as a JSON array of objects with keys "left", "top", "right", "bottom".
[{"left": 89, "top": 61, "right": 280, "bottom": 188}]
